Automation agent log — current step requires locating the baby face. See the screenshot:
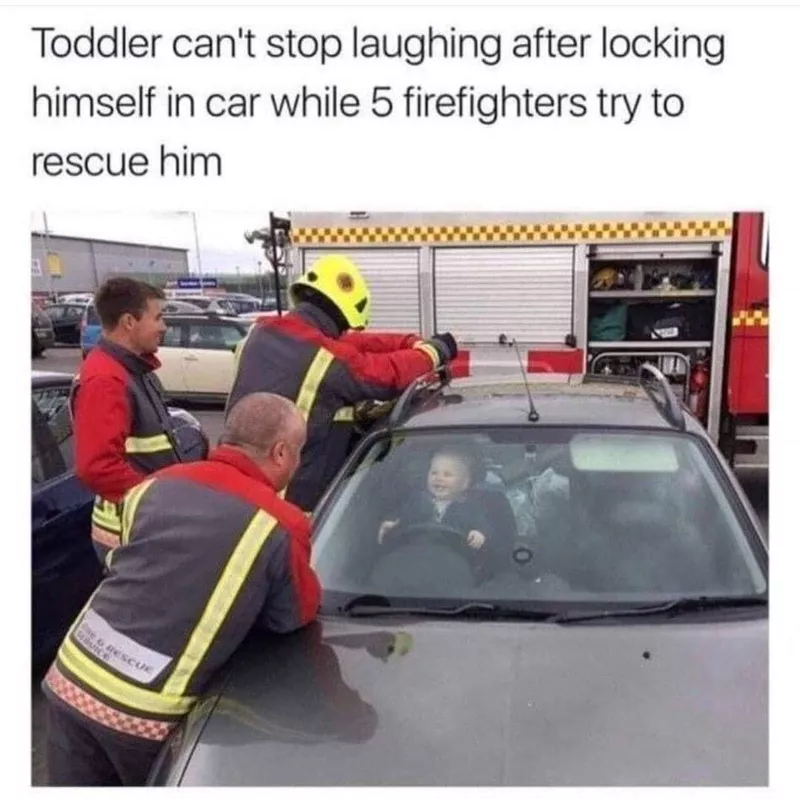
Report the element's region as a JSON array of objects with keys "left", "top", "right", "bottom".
[{"left": 427, "top": 454, "right": 470, "bottom": 502}]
